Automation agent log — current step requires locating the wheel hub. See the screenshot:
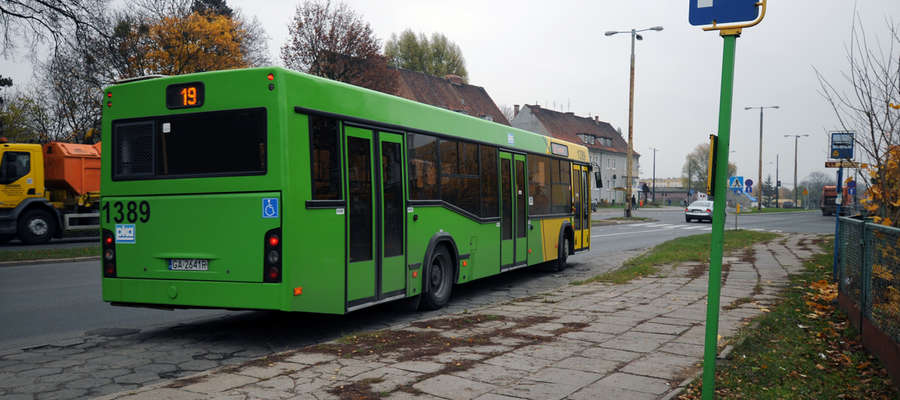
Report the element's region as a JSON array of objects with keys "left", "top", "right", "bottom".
[{"left": 28, "top": 219, "right": 48, "bottom": 236}]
